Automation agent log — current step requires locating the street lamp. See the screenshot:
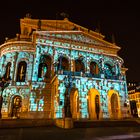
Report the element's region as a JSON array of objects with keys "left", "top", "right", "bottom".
[{"left": 0, "top": 76, "right": 11, "bottom": 119}]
